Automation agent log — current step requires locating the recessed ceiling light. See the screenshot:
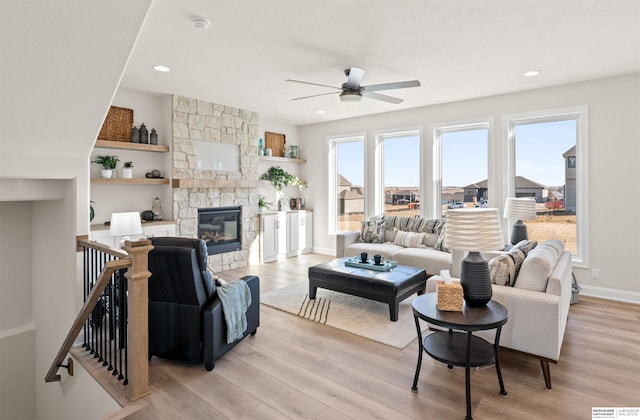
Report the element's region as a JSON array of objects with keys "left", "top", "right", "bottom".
[
  {"left": 316, "top": 110, "right": 326, "bottom": 114},
  {"left": 523, "top": 70, "right": 541, "bottom": 77},
  {"left": 192, "top": 17, "right": 210, "bottom": 30},
  {"left": 153, "top": 65, "right": 170, "bottom": 72}
]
